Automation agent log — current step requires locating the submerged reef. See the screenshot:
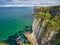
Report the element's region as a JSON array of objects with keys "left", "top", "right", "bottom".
[{"left": 1, "top": 25, "right": 32, "bottom": 45}]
